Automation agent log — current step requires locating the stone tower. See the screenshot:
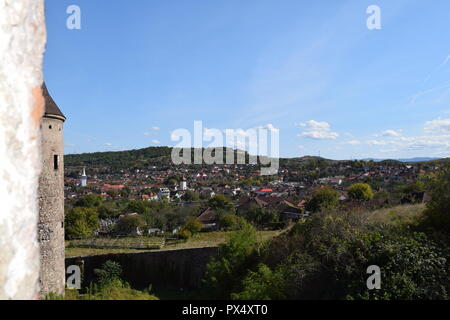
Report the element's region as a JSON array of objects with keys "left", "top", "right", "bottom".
[{"left": 38, "top": 83, "right": 66, "bottom": 296}]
